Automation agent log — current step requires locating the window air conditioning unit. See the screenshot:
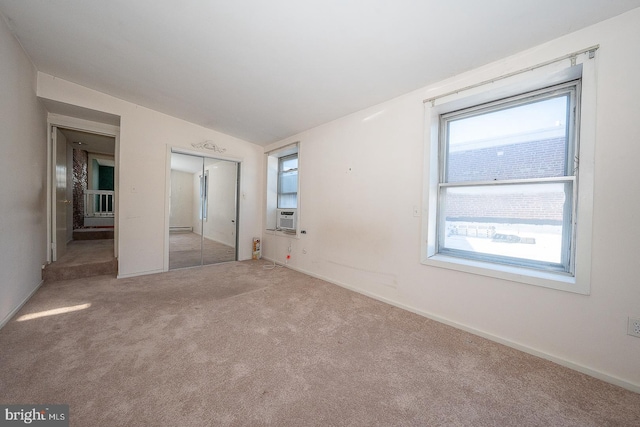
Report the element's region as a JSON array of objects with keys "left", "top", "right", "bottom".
[{"left": 277, "top": 209, "right": 297, "bottom": 231}]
